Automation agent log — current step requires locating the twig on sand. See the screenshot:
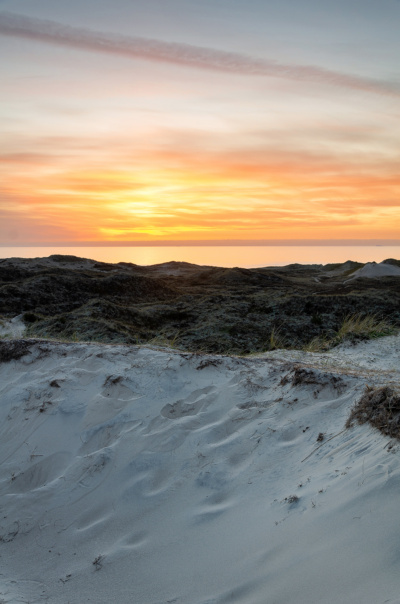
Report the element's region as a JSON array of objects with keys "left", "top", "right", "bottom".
[{"left": 301, "top": 429, "right": 346, "bottom": 463}]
